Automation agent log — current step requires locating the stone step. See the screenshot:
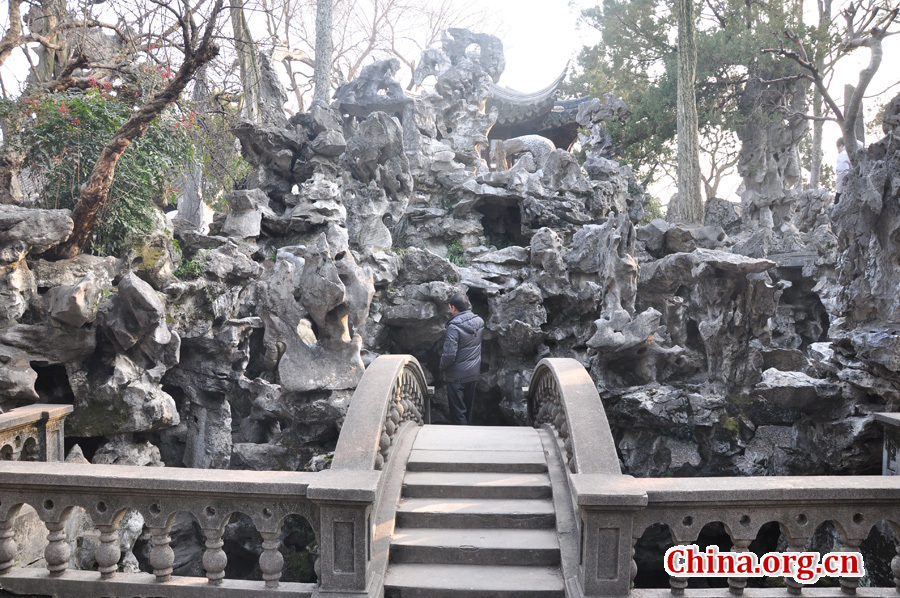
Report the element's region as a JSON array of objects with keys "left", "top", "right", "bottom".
[
  {"left": 402, "top": 471, "right": 552, "bottom": 500},
  {"left": 396, "top": 497, "right": 556, "bottom": 529},
  {"left": 383, "top": 563, "right": 565, "bottom": 598},
  {"left": 390, "top": 527, "right": 561, "bottom": 567},
  {"left": 406, "top": 449, "right": 547, "bottom": 473},
  {"left": 413, "top": 425, "right": 544, "bottom": 453}
]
